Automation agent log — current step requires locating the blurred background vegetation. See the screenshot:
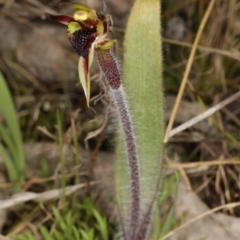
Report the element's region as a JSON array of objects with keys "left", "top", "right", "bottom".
[{"left": 1, "top": 0, "right": 240, "bottom": 239}]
